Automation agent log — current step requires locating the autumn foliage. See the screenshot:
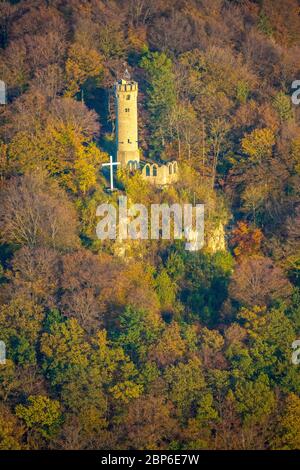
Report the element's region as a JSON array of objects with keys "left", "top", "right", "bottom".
[{"left": 0, "top": 0, "right": 300, "bottom": 451}]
